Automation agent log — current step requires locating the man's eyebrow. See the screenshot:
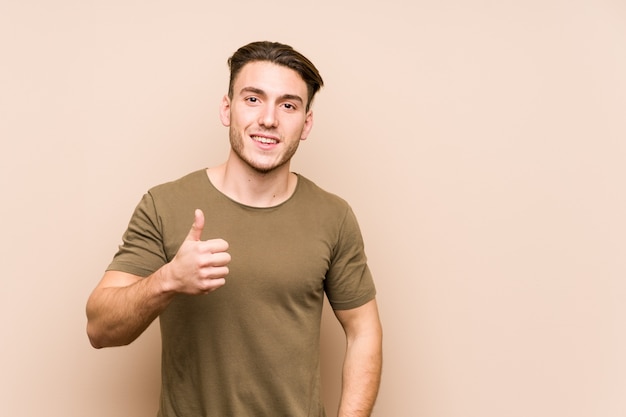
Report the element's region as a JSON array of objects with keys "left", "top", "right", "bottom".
[
  {"left": 239, "top": 87, "right": 303, "bottom": 104},
  {"left": 240, "top": 86, "right": 266, "bottom": 96},
  {"left": 280, "top": 94, "right": 304, "bottom": 104}
]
